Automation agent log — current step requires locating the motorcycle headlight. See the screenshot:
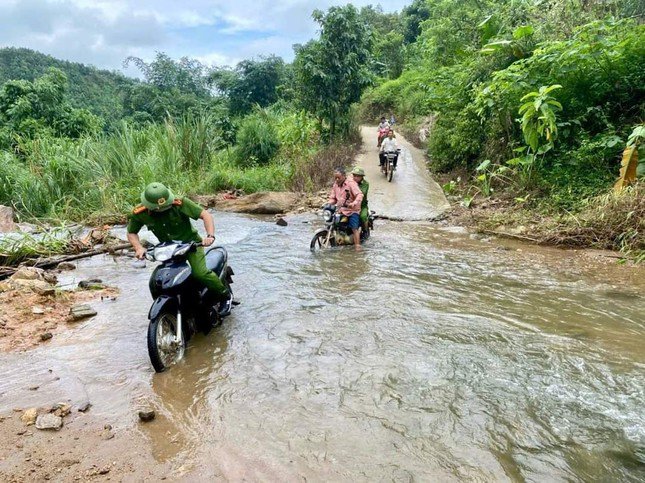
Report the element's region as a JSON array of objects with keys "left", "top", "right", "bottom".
[
  {"left": 173, "top": 245, "right": 191, "bottom": 257},
  {"left": 153, "top": 245, "right": 176, "bottom": 262},
  {"left": 323, "top": 209, "right": 333, "bottom": 222}
]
